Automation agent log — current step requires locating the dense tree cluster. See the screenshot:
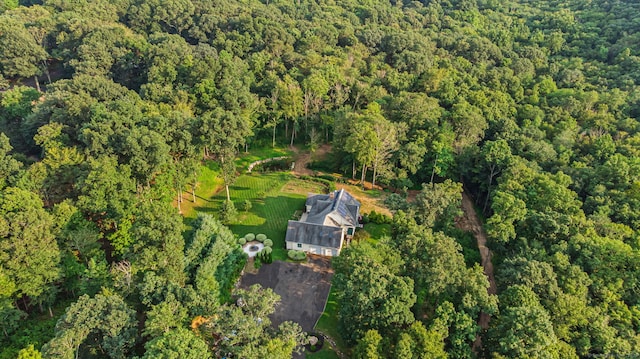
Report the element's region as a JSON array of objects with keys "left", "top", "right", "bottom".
[
  {"left": 336, "top": 184, "right": 497, "bottom": 358},
  {"left": 1, "top": 0, "right": 639, "bottom": 357}
]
